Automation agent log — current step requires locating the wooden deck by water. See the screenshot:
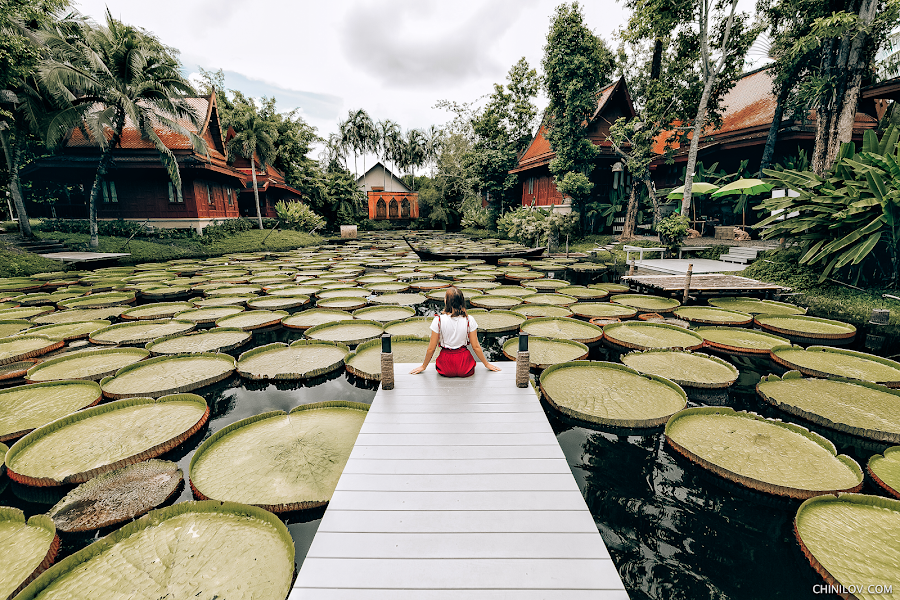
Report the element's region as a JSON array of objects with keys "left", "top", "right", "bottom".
[{"left": 290, "top": 363, "right": 628, "bottom": 599}]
